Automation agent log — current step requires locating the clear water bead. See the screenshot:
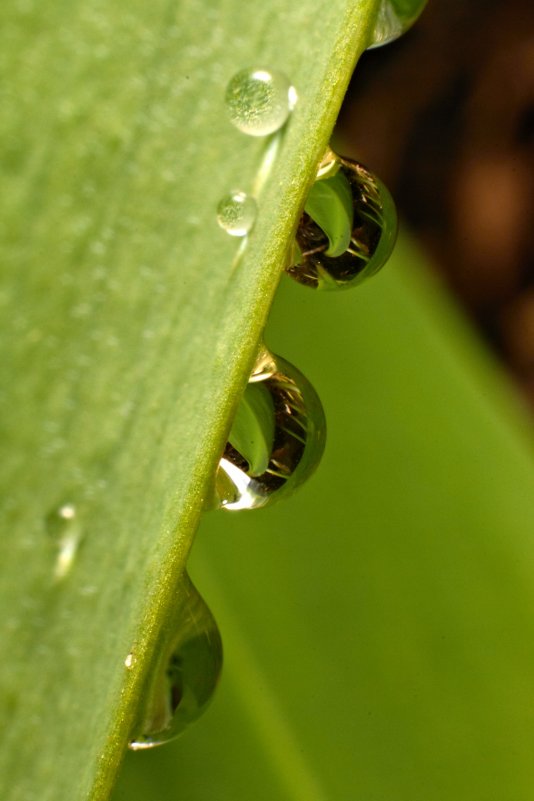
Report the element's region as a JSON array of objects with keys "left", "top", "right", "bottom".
[
  {"left": 369, "top": 0, "right": 428, "bottom": 48},
  {"left": 225, "top": 68, "right": 296, "bottom": 137},
  {"left": 46, "top": 503, "right": 83, "bottom": 581},
  {"left": 217, "top": 191, "right": 257, "bottom": 236},
  {"left": 286, "top": 148, "right": 397, "bottom": 291},
  {"left": 129, "top": 572, "right": 222, "bottom": 750},
  {"left": 213, "top": 349, "right": 326, "bottom": 511}
]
